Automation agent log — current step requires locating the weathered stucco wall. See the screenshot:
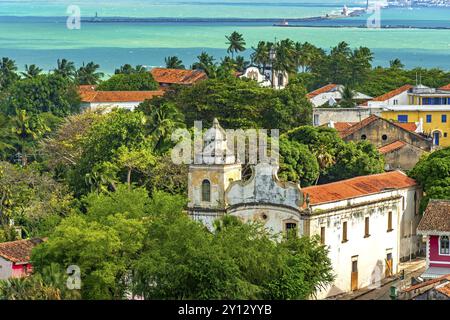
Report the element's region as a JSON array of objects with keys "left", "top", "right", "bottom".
[
  {"left": 313, "top": 108, "right": 382, "bottom": 126},
  {"left": 343, "top": 118, "right": 432, "bottom": 150},
  {"left": 0, "top": 257, "right": 12, "bottom": 280},
  {"left": 309, "top": 186, "right": 421, "bottom": 299}
]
